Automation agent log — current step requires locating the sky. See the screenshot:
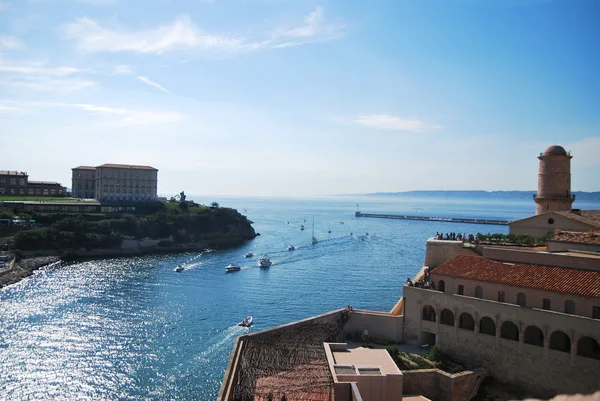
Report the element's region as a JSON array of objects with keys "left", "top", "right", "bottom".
[{"left": 0, "top": 0, "right": 599, "bottom": 197}]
